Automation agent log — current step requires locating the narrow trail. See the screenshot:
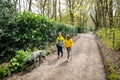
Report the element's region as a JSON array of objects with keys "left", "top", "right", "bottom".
[{"left": 7, "top": 32, "right": 106, "bottom": 80}]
